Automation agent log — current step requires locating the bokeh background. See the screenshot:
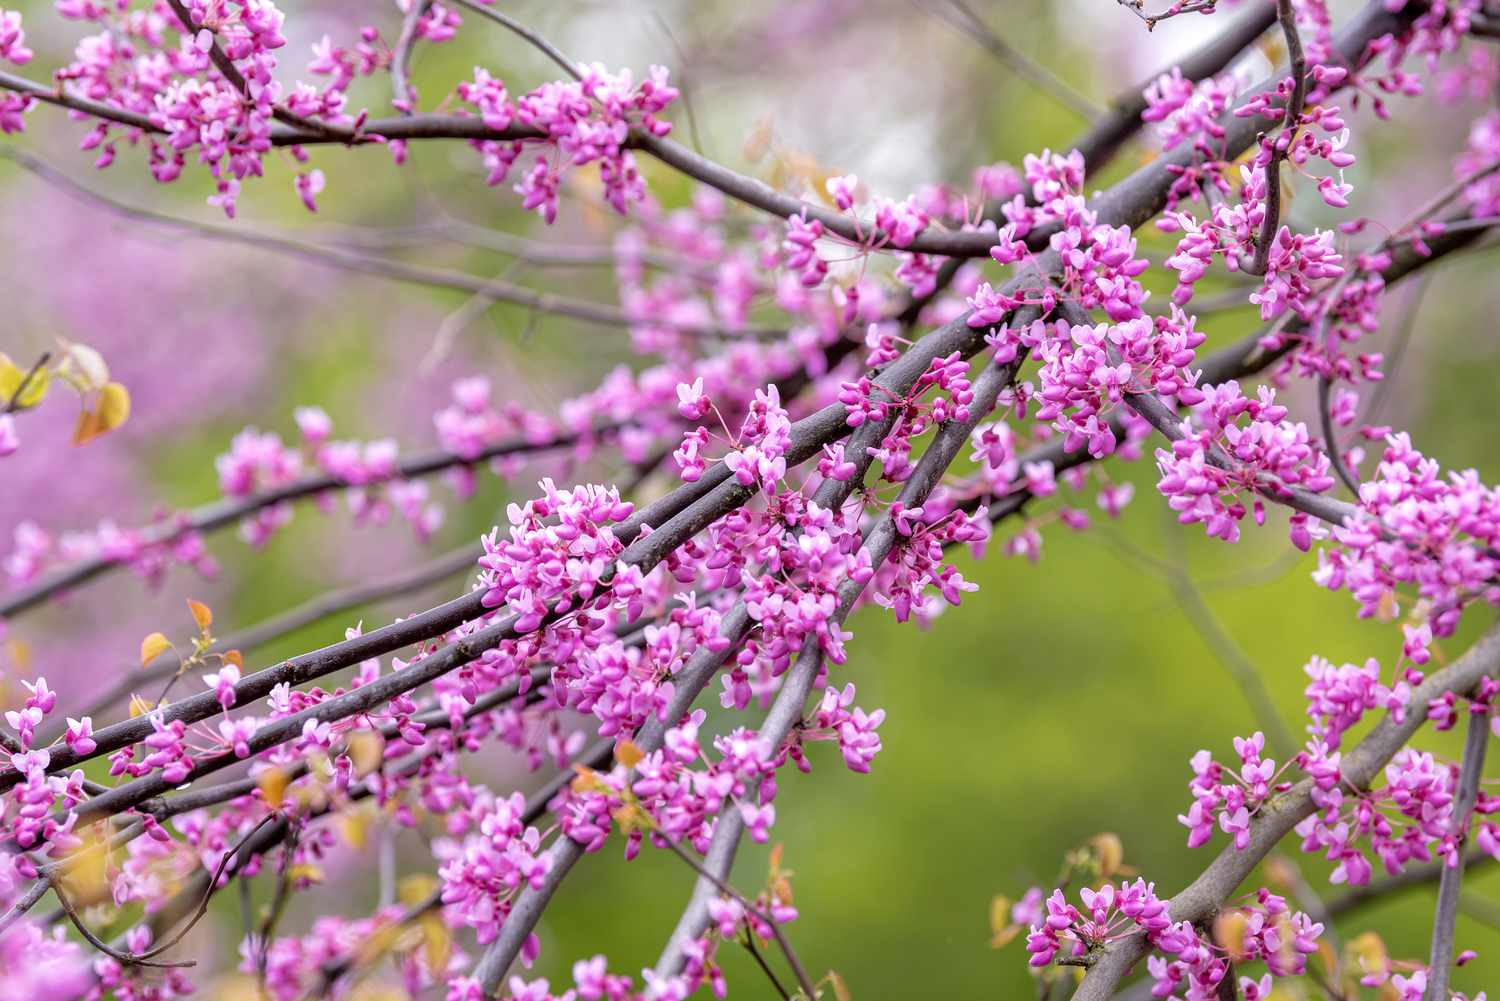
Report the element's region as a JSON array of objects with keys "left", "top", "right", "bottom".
[{"left": 2, "top": 0, "right": 1498, "bottom": 996}]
